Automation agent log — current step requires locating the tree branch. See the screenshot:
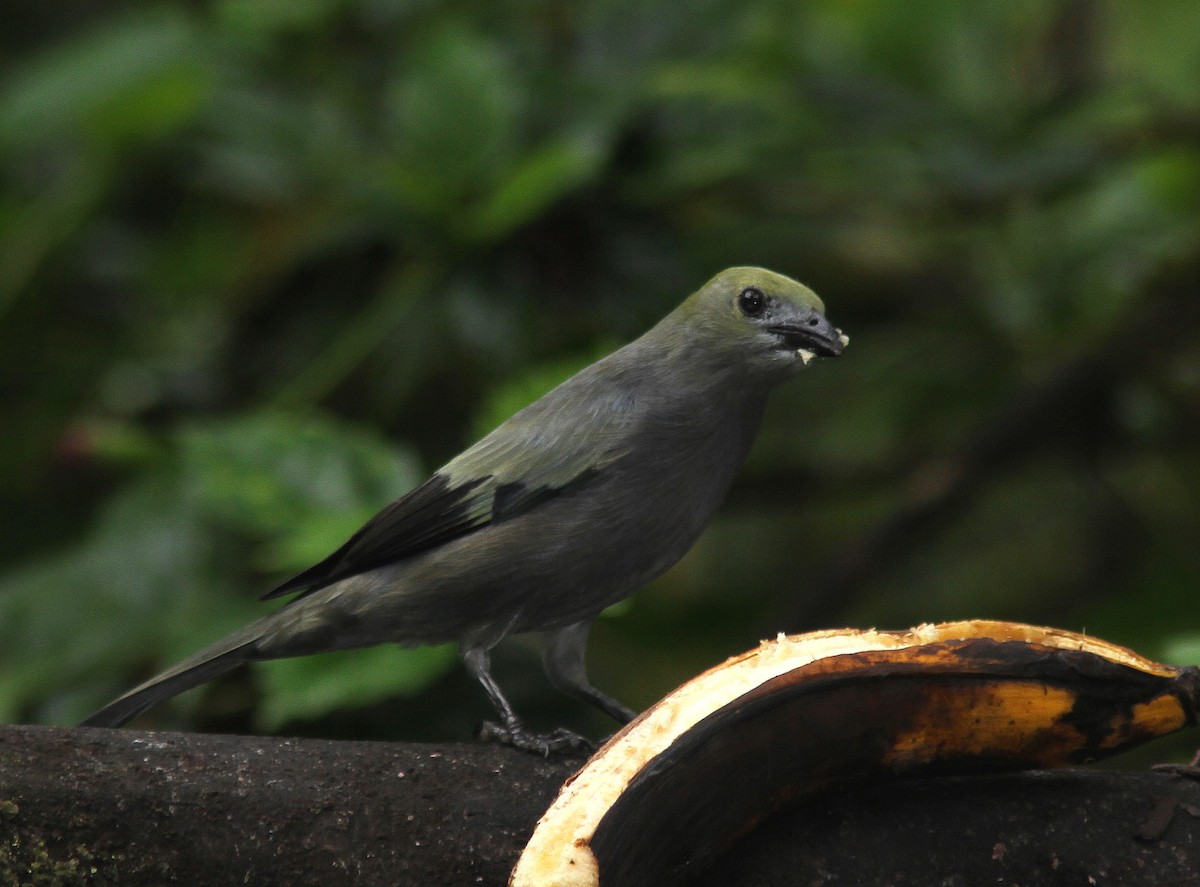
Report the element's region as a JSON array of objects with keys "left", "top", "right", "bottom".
[{"left": 2, "top": 724, "right": 1199, "bottom": 885}]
